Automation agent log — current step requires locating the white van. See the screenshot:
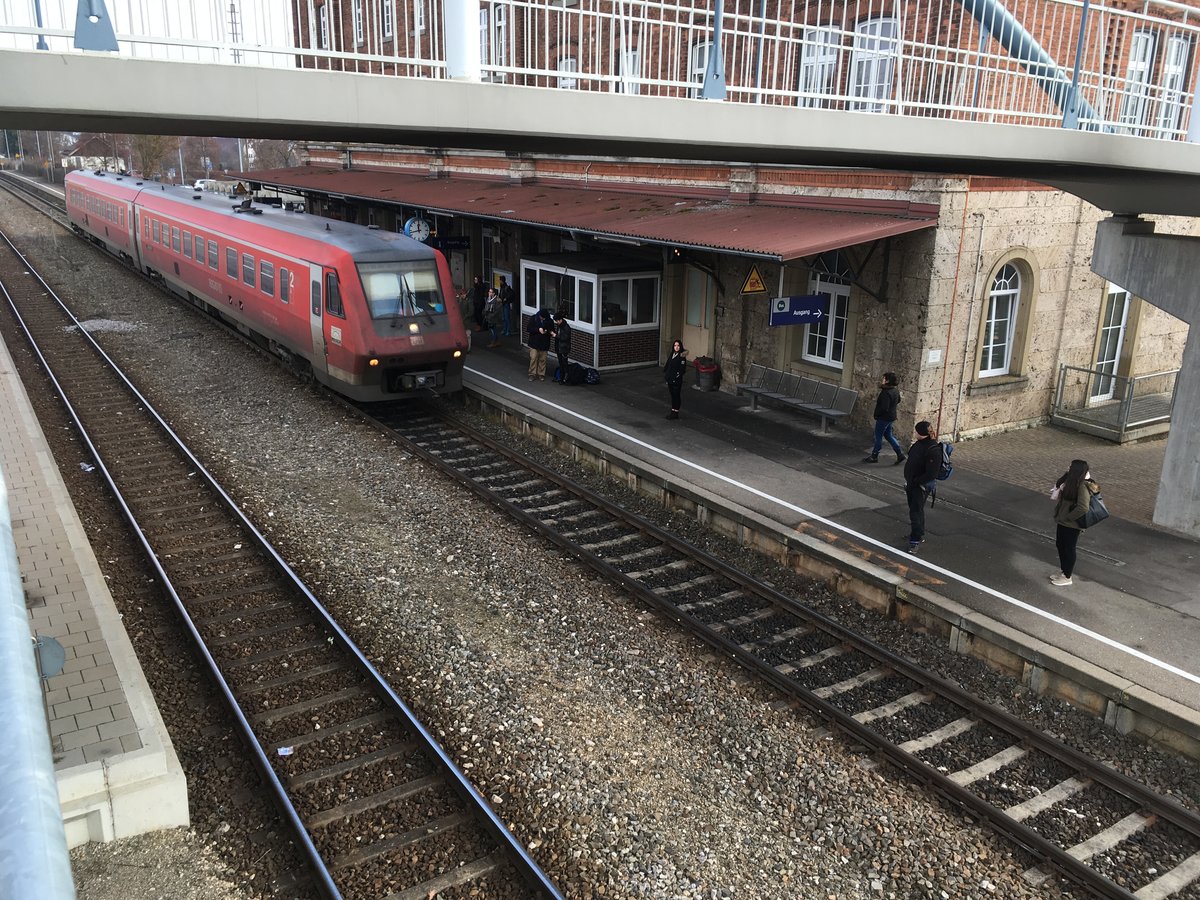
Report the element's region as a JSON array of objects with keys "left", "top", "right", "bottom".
[{"left": 193, "top": 179, "right": 217, "bottom": 191}]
